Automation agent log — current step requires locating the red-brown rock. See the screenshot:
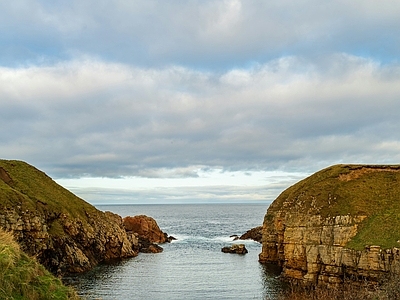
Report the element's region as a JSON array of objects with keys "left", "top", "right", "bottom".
[{"left": 123, "top": 215, "right": 168, "bottom": 244}]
